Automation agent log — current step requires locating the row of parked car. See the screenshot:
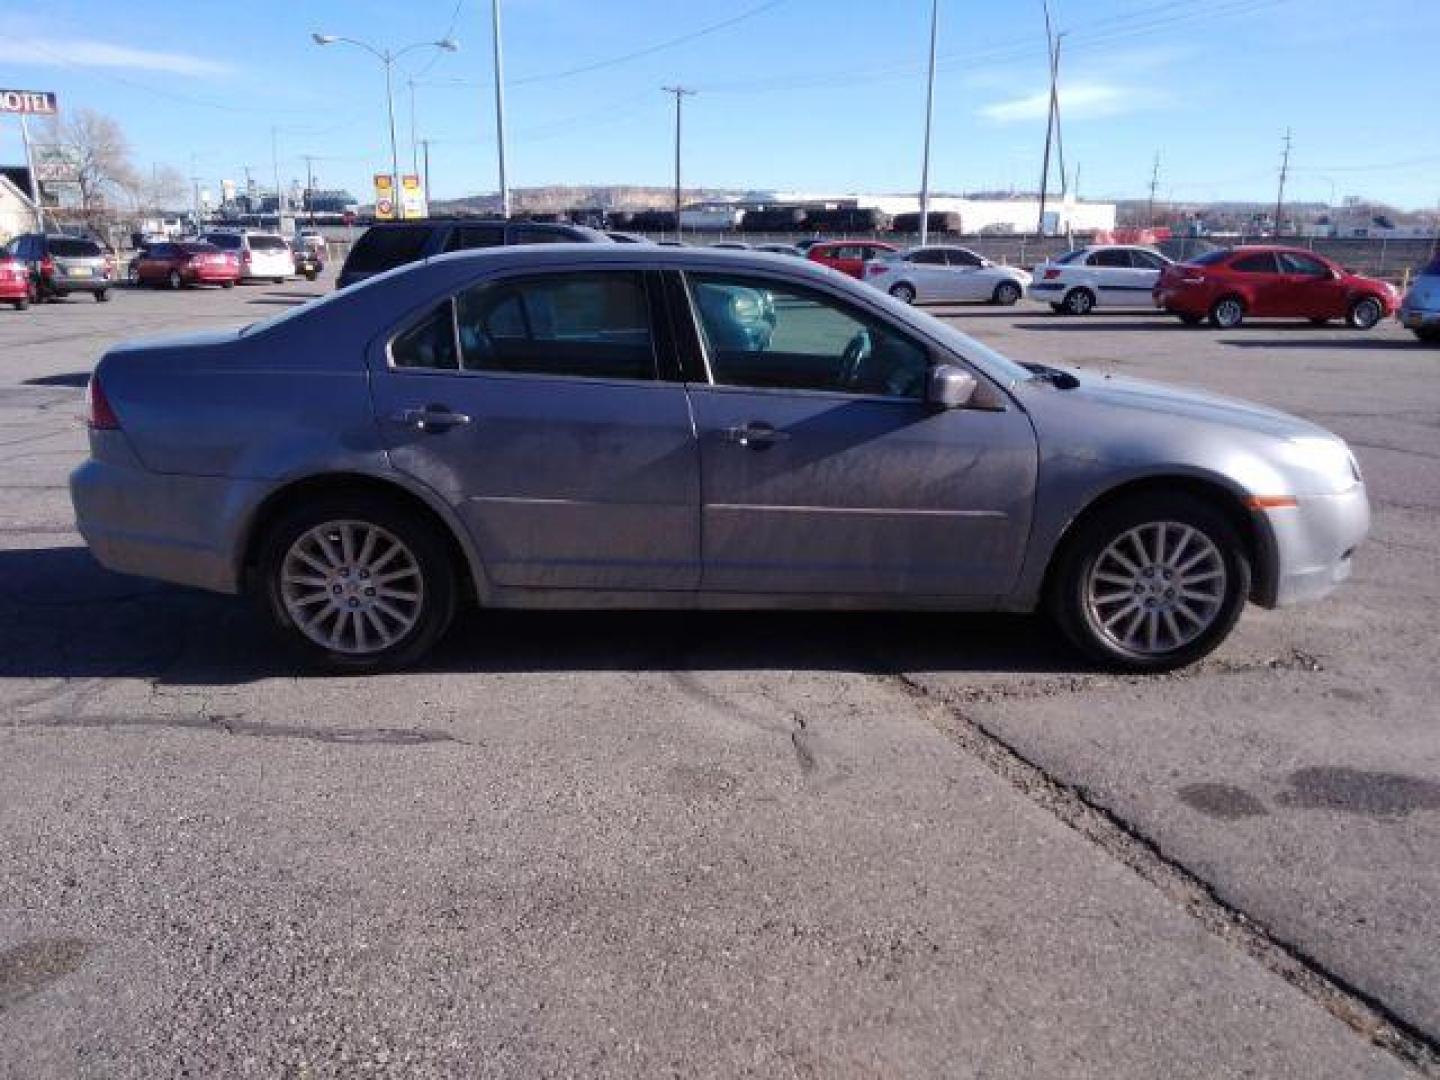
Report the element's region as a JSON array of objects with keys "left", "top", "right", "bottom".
[
  {"left": 0, "top": 229, "right": 329, "bottom": 311},
  {"left": 332, "top": 220, "right": 1439, "bottom": 339}
]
